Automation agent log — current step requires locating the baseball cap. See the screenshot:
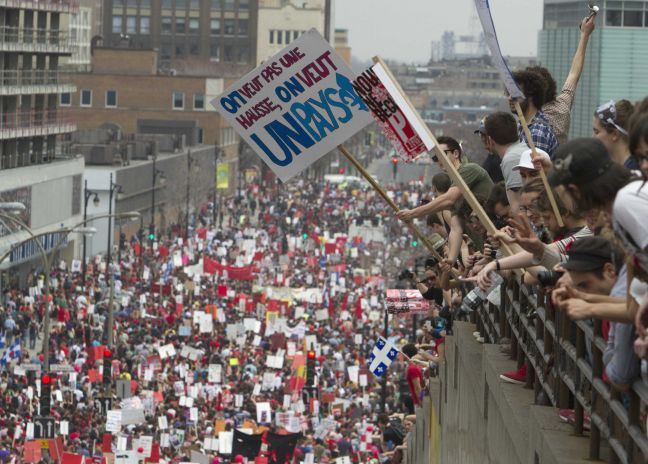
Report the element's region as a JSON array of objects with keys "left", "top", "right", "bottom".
[
  {"left": 562, "top": 237, "right": 613, "bottom": 272},
  {"left": 512, "top": 148, "right": 550, "bottom": 171},
  {"left": 473, "top": 117, "right": 486, "bottom": 135},
  {"left": 548, "top": 138, "right": 613, "bottom": 186}
]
